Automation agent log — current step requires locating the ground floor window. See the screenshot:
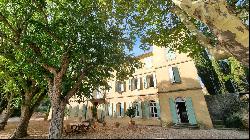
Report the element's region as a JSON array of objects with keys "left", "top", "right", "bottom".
[
  {"left": 149, "top": 100, "right": 158, "bottom": 117},
  {"left": 116, "top": 102, "right": 122, "bottom": 117},
  {"left": 133, "top": 102, "right": 140, "bottom": 117}
]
